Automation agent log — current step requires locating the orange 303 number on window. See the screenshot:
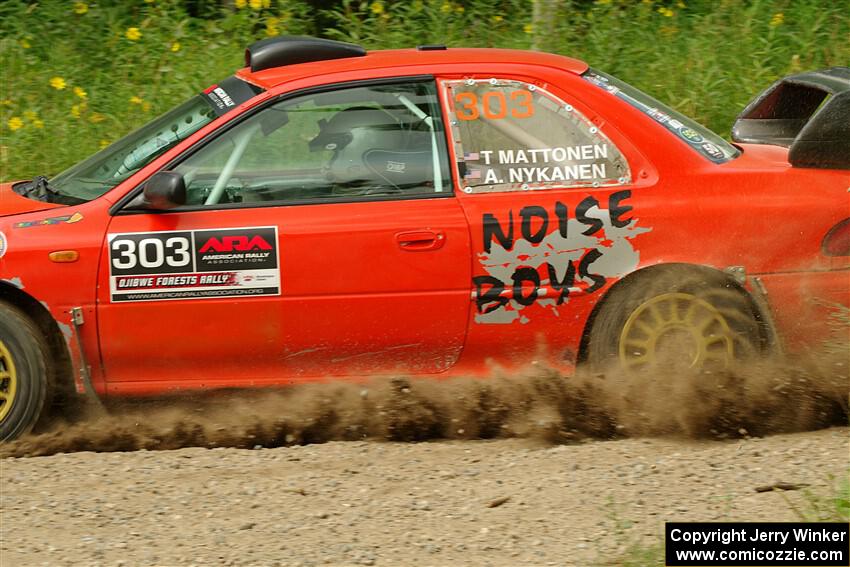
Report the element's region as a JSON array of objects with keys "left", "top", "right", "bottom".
[{"left": 454, "top": 90, "right": 534, "bottom": 121}]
